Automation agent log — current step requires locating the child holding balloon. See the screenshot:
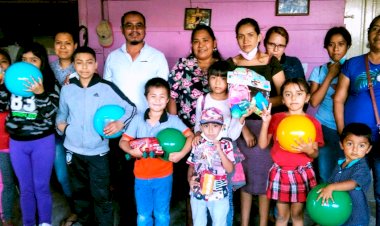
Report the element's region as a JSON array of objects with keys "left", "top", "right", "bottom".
[
  {"left": 317, "top": 123, "right": 372, "bottom": 226},
  {"left": 56, "top": 46, "right": 136, "bottom": 225},
  {"left": 119, "top": 77, "right": 194, "bottom": 226},
  {"left": 3, "top": 42, "right": 59, "bottom": 226},
  {"left": 258, "top": 78, "right": 324, "bottom": 226},
  {"left": 0, "top": 48, "right": 15, "bottom": 226}
]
